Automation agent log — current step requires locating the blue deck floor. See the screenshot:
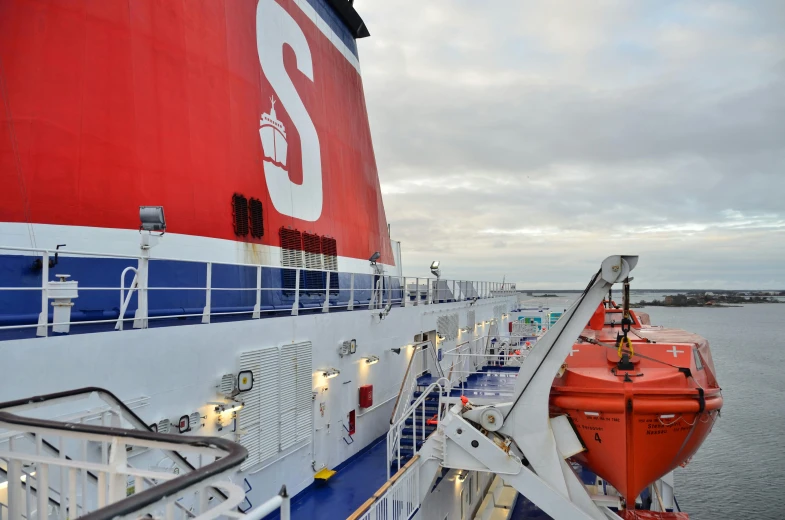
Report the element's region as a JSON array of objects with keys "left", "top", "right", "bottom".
[
  {"left": 266, "top": 367, "right": 540, "bottom": 519},
  {"left": 285, "top": 436, "right": 389, "bottom": 520}
]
